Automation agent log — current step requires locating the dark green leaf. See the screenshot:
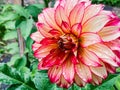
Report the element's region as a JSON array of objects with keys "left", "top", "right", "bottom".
[
  {"left": 13, "top": 55, "right": 27, "bottom": 70},
  {"left": 7, "top": 54, "right": 20, "bottom": 66},
  {"left": 26, "top": 3, "right": 44, "bottom": 20},
  {"left": 68, "top": 84, "right": 82, "bottom": 90},
  {"left": 26, "top": 36, "right": 33, "bottom": 52},
  {"left": 33, "top": 71, "right": 61, "bottom": 90},
  {"left": 7, "top": 84, "right": 33, "bottom": 90},
  {"left": 0, "top": 64, "right": 22, "bottom": 85},
  {"left": 0, "top": 64, "right": 37, "bottom": 90}
]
